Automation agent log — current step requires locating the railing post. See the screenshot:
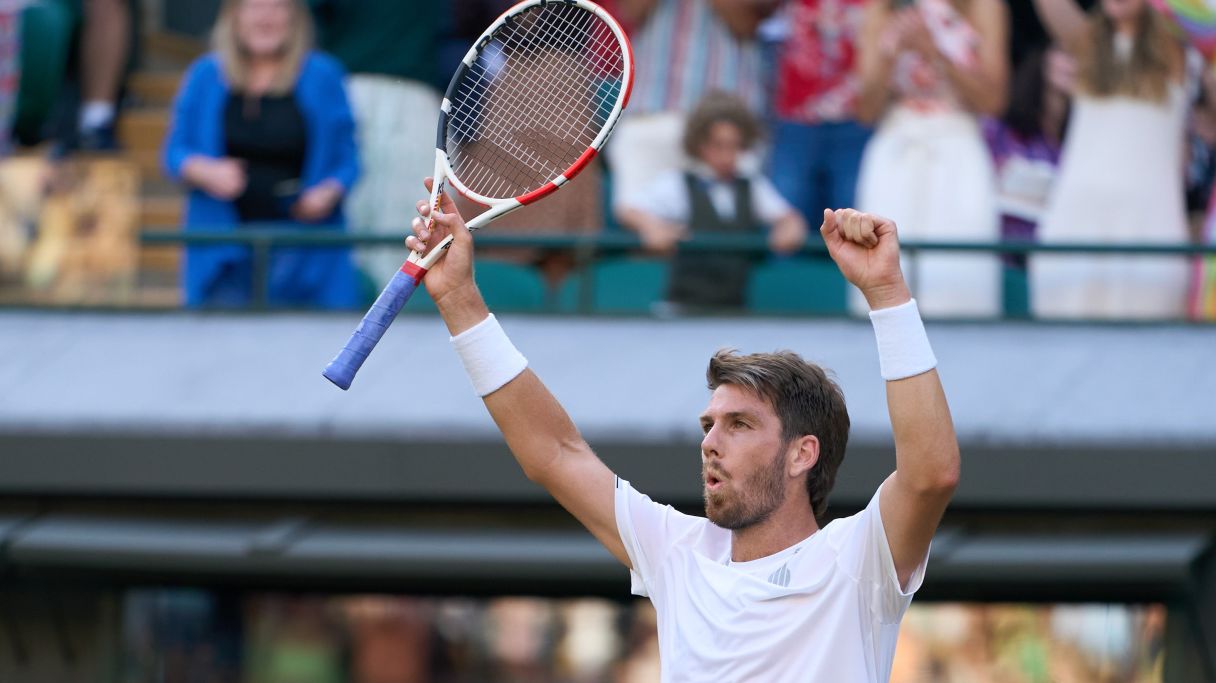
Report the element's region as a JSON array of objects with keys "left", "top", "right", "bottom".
[
  {"left": 573, "top": 237, "right": 596, "bottom": 315},
  {"left": 251, "top": 237, "right": 271, "bottom": 309}
]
